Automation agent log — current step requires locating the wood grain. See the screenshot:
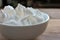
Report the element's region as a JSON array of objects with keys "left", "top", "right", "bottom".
[
  {"left": 36, "top": 19, "right": 60, "bottom": 40},
  {"left": 39, "top": 8, "right": 60, "bottom": 19}
]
